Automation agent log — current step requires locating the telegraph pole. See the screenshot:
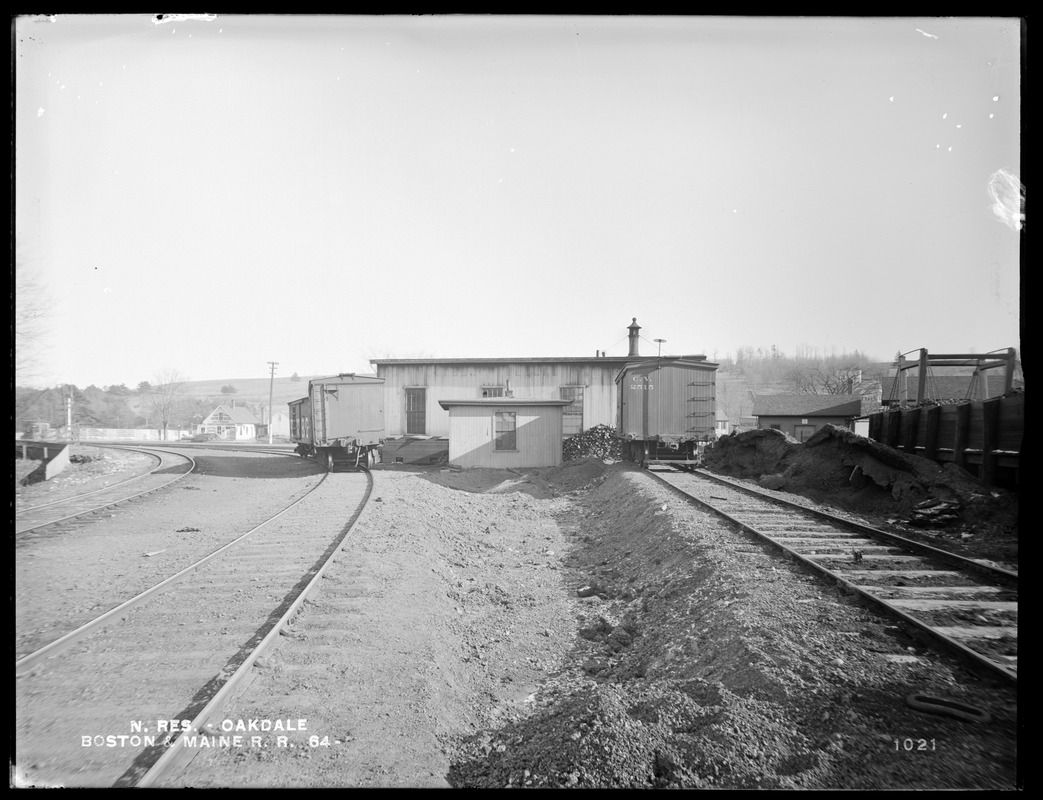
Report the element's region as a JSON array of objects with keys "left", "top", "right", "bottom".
[
  {"left": 66, "top": 388, "right": 73, "bottom": 441},
  {"left": 267, "top": 361, "right": 279, "bottom": 444}
]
